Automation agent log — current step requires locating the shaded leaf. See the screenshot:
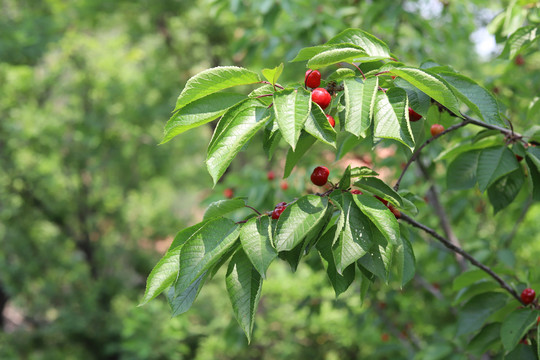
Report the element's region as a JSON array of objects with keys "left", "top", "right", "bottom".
[
  {"left": 477, "top": 146, "right": 519, "bottom": 192},
  {"left": 283, "top": 132, "right": 317, "bottom": 178},
  {"left": 354, "top": 177, "right": 403, "bottom": 207},
  {"left": 447, "top": 150, "right": 480, "bottom": 190},
  {"left": 226, "top": 249, "right": 263, "bottom": 343},
  {"left": 353, "top": 194, "right": 400, "bottom": 245},
  {"left": 456, "top": 292, "right": 508, "bottom": 336},
  {"left": 304, "top": 103, "right": 337, "bottom": 147},
  {"left": 204, "top": 199, "right": 246, "bottom": 220},
  {"left": 500, "top": 309, "right": 538, "bottom": 352},
  {"left": 487, "top": 168, "right": 524, "bottom": 213}
]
